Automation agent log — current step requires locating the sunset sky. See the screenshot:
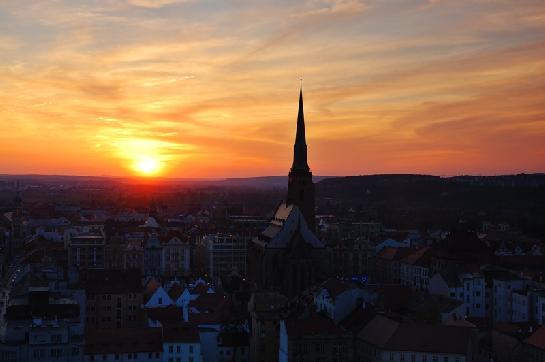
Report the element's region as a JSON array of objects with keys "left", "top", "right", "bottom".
[{"left": 1, "top": 0, "right": 544, "bottom": 178}]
